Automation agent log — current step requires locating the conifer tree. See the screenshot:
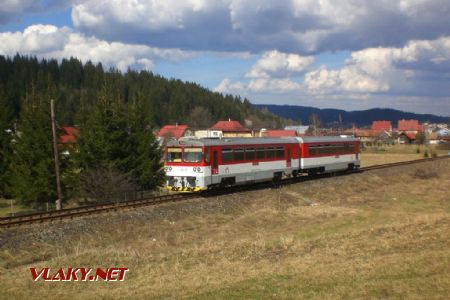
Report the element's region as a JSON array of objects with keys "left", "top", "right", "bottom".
[
  {"left": 0, "top": 91, "right": 13, "bottom": 197},
  {"left": 9, "top": 85, "right": 57, "bottom": 207},
  {"left": 75, "top": 80, "right": 136, "bottom": 201},
  {"left": 127, "top": 92, "right": 164, "bottom": 190},
  {"left": 76, "top": 81, "right": 129, "bottom": 170}
]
